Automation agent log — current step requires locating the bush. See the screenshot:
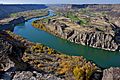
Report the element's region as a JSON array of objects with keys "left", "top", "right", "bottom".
[
  {"left": 32, "top": 20, "right": 47, "bottom": 31},
  {"left": 73, "top": 66, "right": 85, "bottom": 80}
]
